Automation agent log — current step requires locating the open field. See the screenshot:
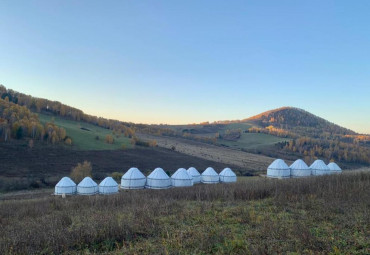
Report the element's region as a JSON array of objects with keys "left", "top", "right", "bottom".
[
  {"left": 0, "top": 171, "right": 369, "bottom": 254},
  {"left": 219, "top": 132, "right": 290, "bottom": 150},
  {"left": 138, "top": 133, "right": 281, "bottom": 172},
  {"left": 38, "top": 113, "right": 132, "bottom": 150},
  {"left": 164, "top": 122, "right": 290, "bottom": 150},
  {"left": 0, "top": 142, "right": 241, "bottom": 192}
]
